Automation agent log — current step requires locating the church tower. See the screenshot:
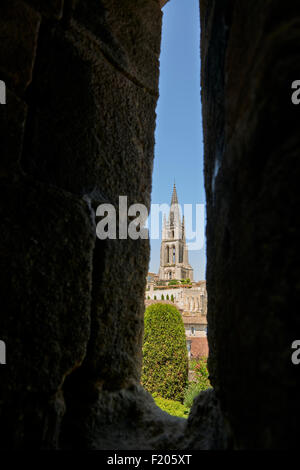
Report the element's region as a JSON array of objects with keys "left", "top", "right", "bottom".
[{"left": 159, "top": 184, "right": 194, "bottom": 281}]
